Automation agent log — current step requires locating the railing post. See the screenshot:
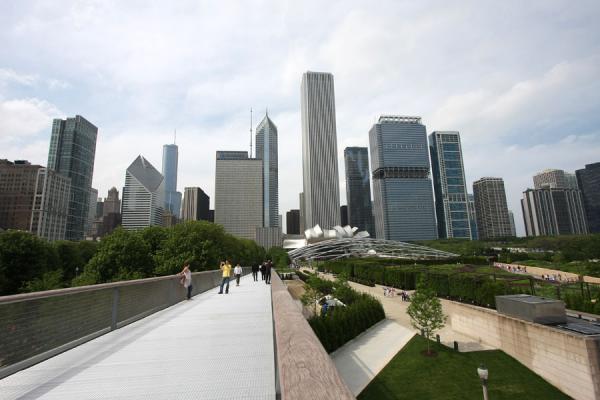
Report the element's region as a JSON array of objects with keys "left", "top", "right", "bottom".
[{"left": 111, "top": 287, "right": 120, "bottom": 331}]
